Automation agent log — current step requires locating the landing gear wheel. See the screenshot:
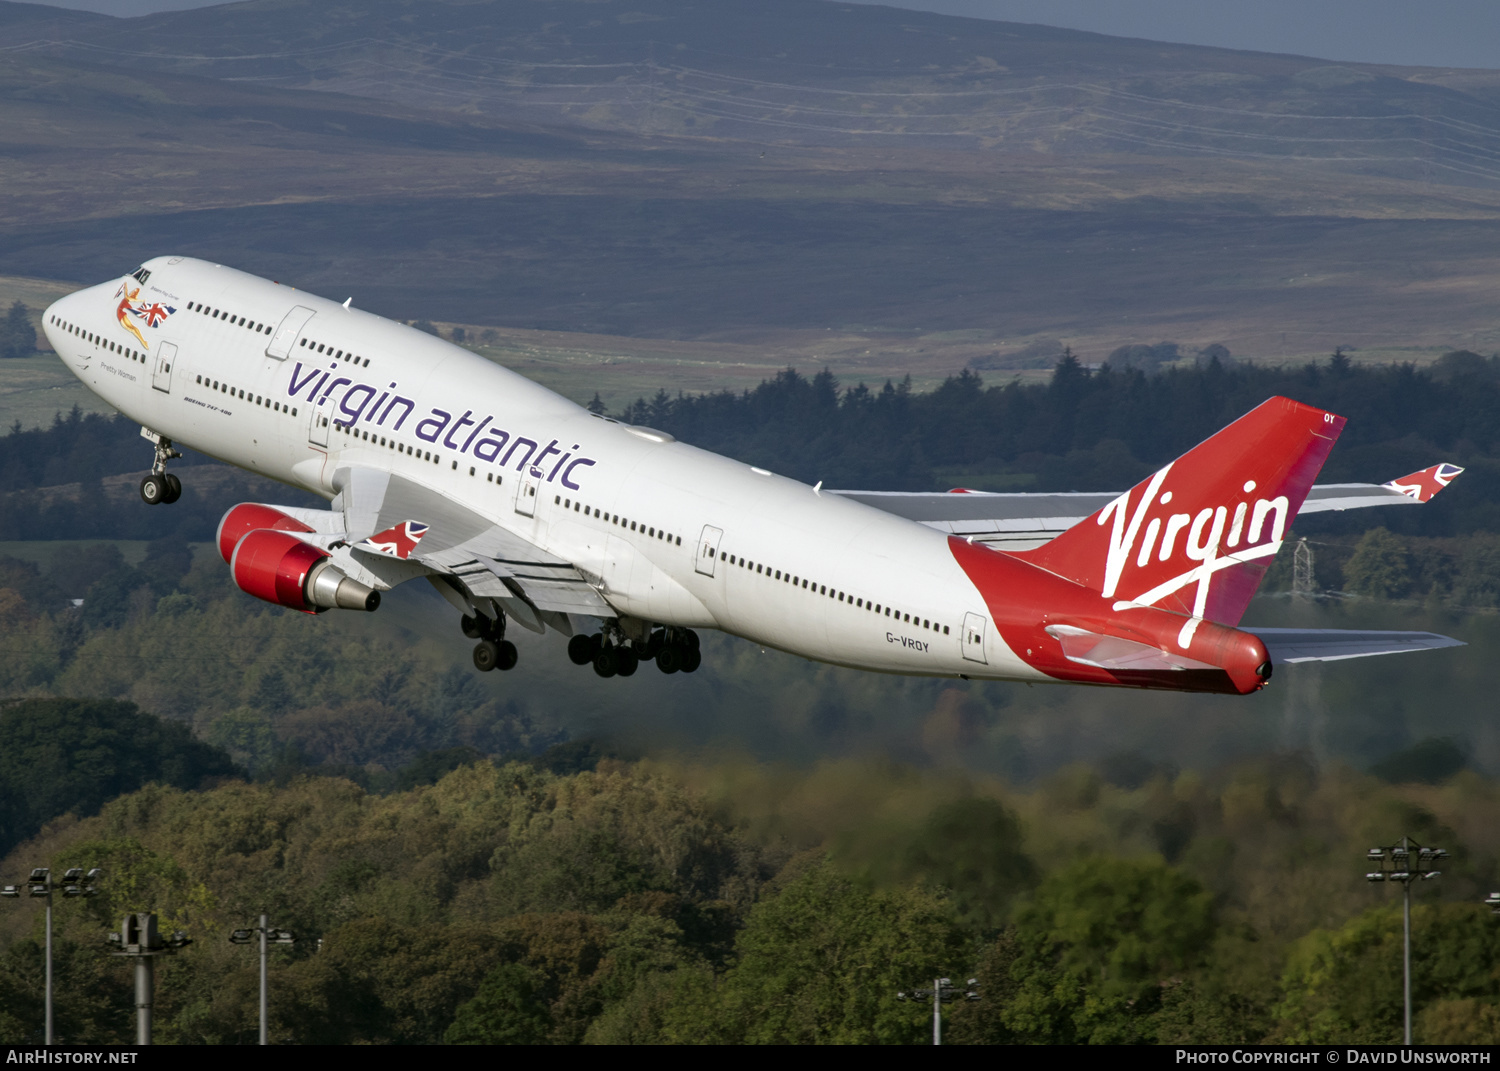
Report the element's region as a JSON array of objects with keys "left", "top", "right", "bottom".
[
  {"left": 139, "top": 474, "right": 167, "bottom": 505},
  {"left": 616, "top": 647, "right": 639, "bottom": 677},
  {"left": 161, "top": 473, "right": 182, "bottom": 504},
  {"left": 495, "top": 640, "right": 518, "bottom": 671},
  {"left": 682, "top": 646, "right": 702, "bottom": 673},
  {"left": 657, "top": 646, "right": 682, "bottom": 674},
  {"left": 473, "top": 640, "right": 500, "bottom": 672},
  {"left": 683, "top": 629, "right": 700, "bottom": 651},
  {"left": 568, "top": 634, "right": 595, "bottom": 665},
  {"left": 462, "top": 614, "right": 484, "bottom": 640},
  {"left": 593, "top": 646, "right": 619, "bottom": 678}
]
